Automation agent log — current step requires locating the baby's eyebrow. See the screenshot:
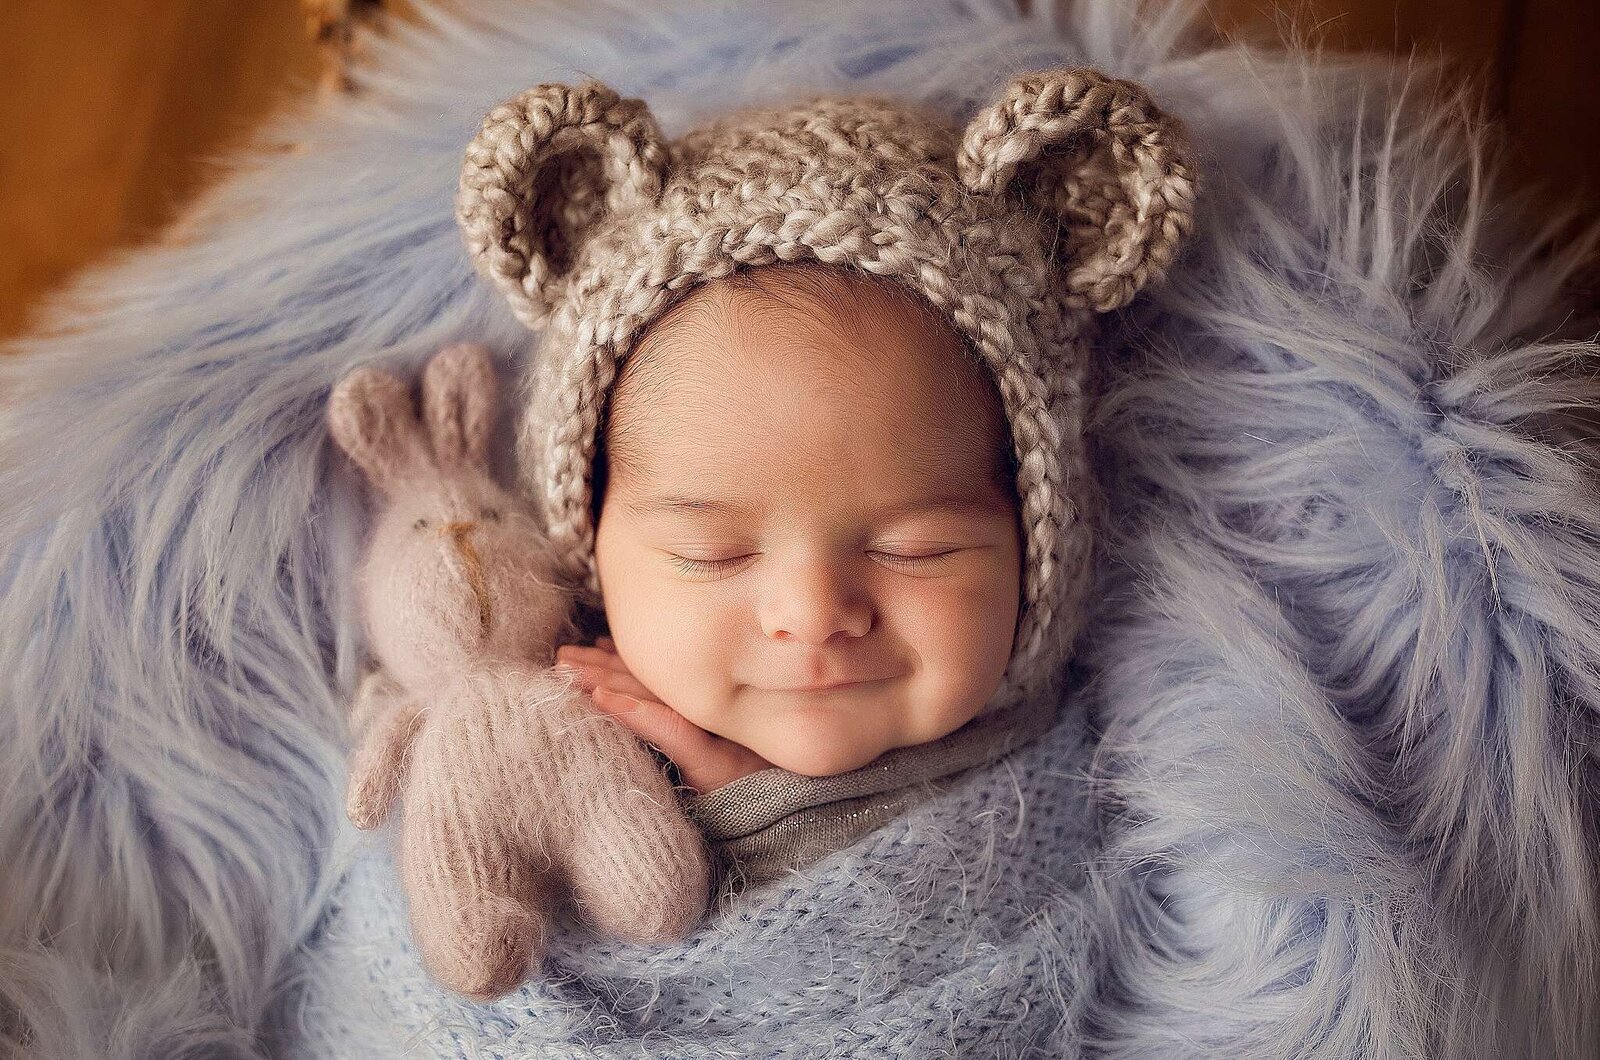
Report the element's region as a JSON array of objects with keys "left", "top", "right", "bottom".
[
  {"left": 626, "top": 496, "right": 749, "bottom": 518},
  {"left": 624, "top": 493, "right": 1006, "bottom": 520}
]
